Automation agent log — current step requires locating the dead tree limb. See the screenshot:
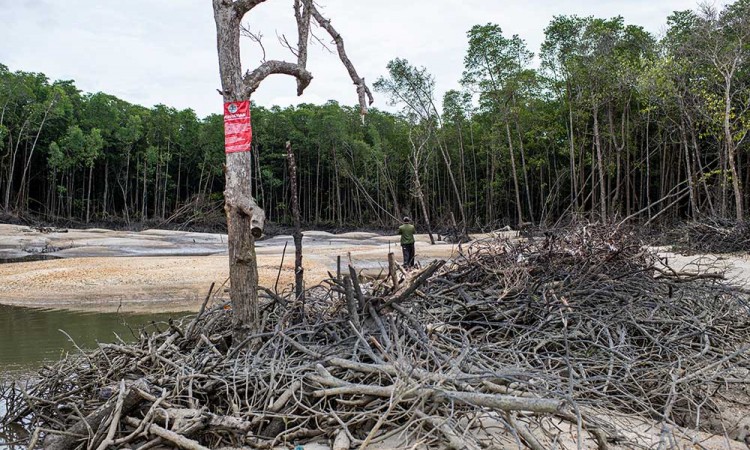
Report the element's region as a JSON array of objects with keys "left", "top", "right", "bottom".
[
  {"left": 380, "top": 259, "right": 445, "bottom": 310},
  {"left": 44, "top": 379, "right": 147, "bottom": 450},
  {"left": 309, "top": 4, "right": 374, "bottom": 116}
]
